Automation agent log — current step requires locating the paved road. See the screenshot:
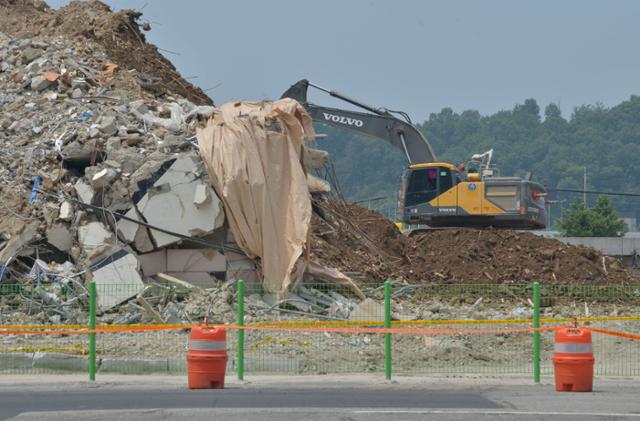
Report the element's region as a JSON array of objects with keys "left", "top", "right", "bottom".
[
  {"left": 1, "top": 375, "right": 639, "bottom": 420},
  {"left": 0, "top": 387, "right": 496, "bottom": 420}
]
